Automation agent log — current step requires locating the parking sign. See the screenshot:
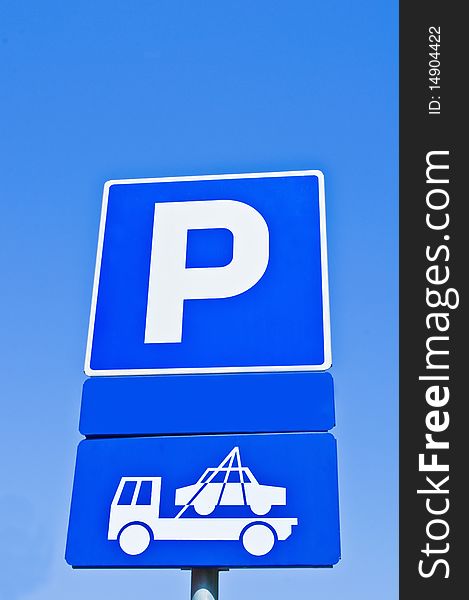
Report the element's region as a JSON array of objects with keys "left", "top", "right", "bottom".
[
  {"left": 85, "top": 171, "right": 331, "bottom": 375},
  {"left": 68, "top": 170, "right": 340, "bottom": 573}
]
